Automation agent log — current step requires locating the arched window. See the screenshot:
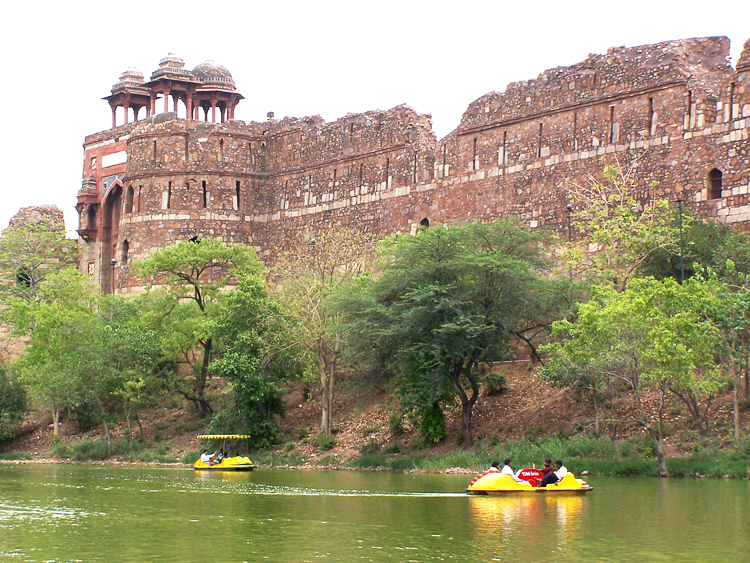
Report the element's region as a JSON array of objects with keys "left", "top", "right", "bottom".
[
  {"left": 125, "top": 186, "right": 134, "bottom": 214},
  {"left": 419, "top": 218, "right": 430, "bottom": 228},
  {"left": 121, "top": 239, "right": 129, "bottom": 264},
  {"left": 708, "top": 168, "right": 723, "bottom": 200}
]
